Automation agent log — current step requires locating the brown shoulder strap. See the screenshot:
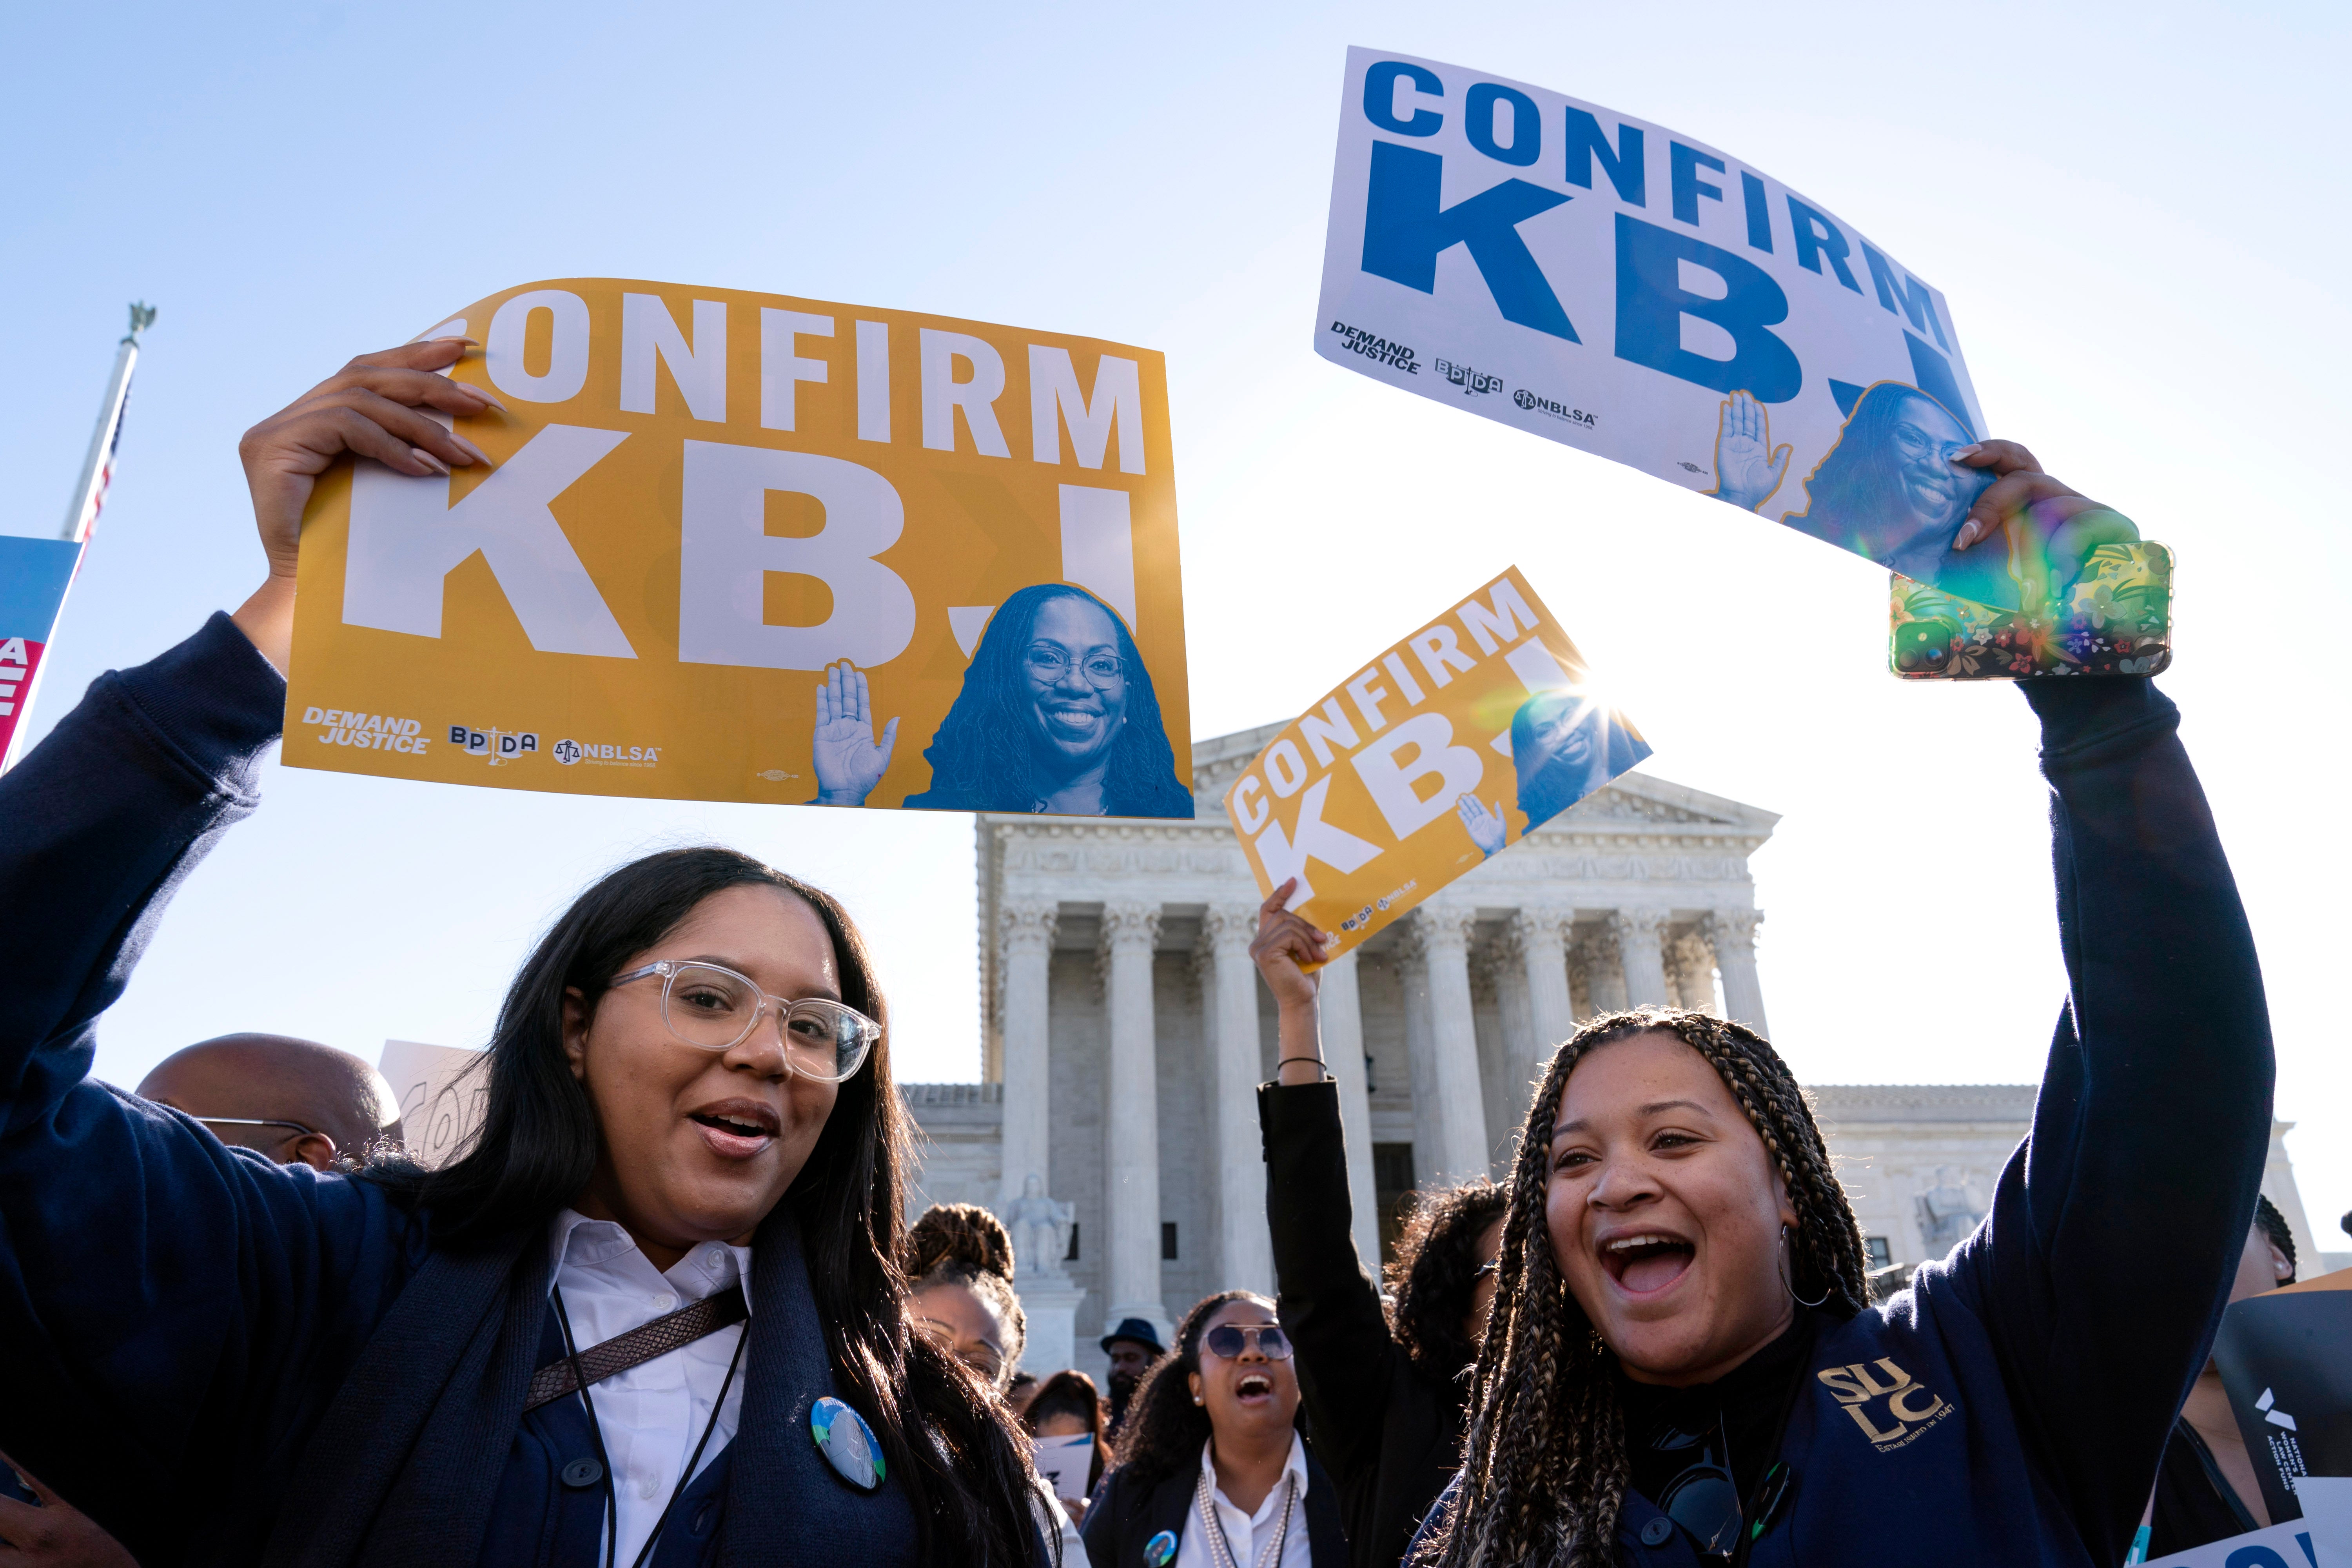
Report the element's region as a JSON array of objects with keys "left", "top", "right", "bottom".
[{"left": 526, "top": 1283, "right": 749, "bottom": 1413}]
